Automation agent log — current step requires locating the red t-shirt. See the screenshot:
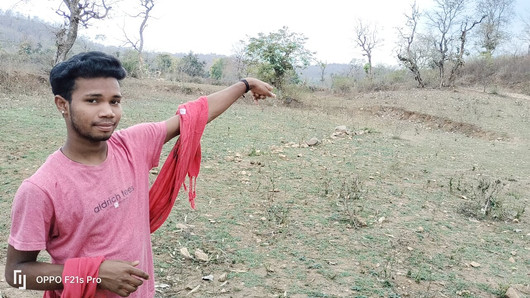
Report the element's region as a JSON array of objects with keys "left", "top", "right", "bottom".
[{"left": 9, "top": 121, "right": 166, "bottom": 297}]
